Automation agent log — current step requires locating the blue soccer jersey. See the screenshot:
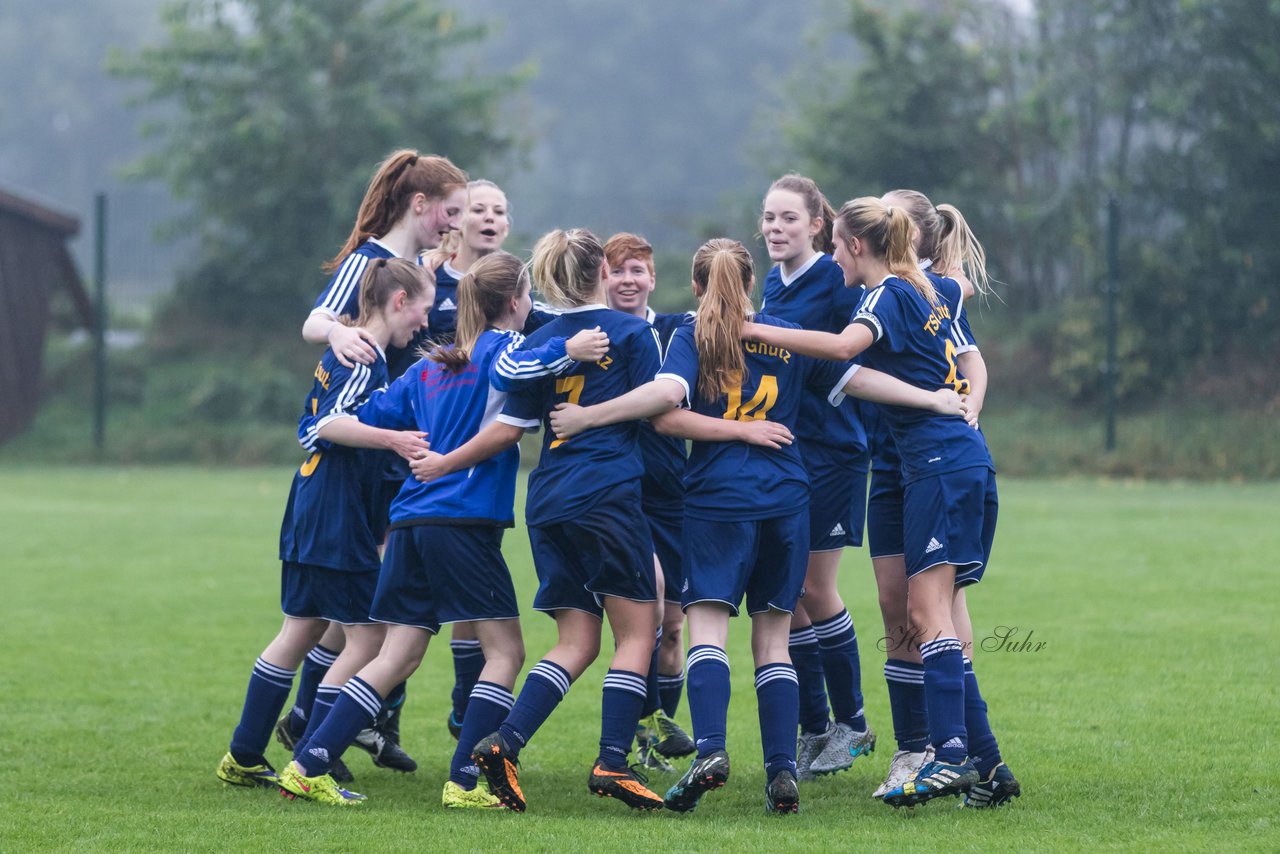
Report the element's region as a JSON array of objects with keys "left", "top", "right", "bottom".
[
  {"left": 866, "top": 270, "right": 981, "bottom": 478},
  {"left": 357, "top": 328, "right": 524, "bottom": 528},
  {"left": 760, "top": 253, "right": 867, "bottom": 455},
  {"left": 499, "top": 306, "right": 662, "bottom": 527},
  {"left": 638, "top": 307, "right": 693, "bottom": 512},
  {"left": 852, "top": 275, "right": 992, "bottom": 484},
  {"left": 310, "top": 238, "right": 430, "bottom": 380},
  {"left": 656, "top": 314, "right": 858, "bottom": 521},
  {"left": 425, "top": 261, "right": 464, "bottom": 346},
  {"left": 279, "top": 347, "right": 390, "bottom": 573}
]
